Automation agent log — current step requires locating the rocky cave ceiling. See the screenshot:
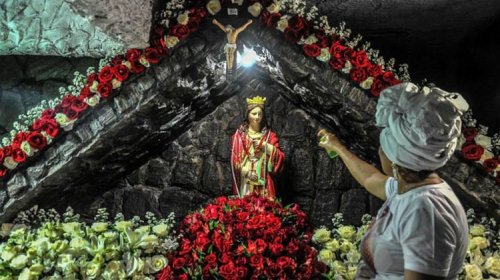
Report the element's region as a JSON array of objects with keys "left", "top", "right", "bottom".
[{"left": 1, "top": 0, "right": 499, "bottom": 134}]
